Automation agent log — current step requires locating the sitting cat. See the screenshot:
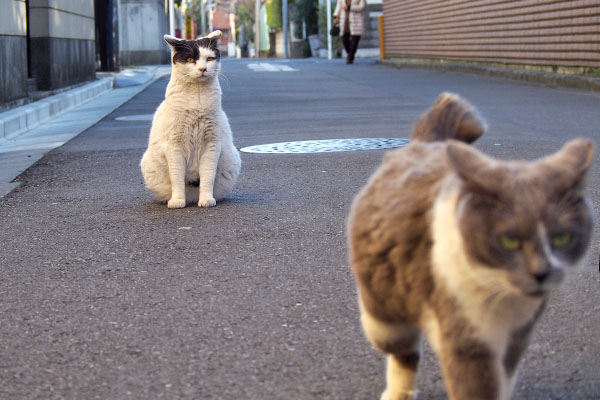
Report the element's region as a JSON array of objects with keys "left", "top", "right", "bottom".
[
  {"left": 347, "top": 93, "right": 594, "bottom": 400},
  {"left": 141, "top": 30, "right": 241, "bottom": 208}
]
